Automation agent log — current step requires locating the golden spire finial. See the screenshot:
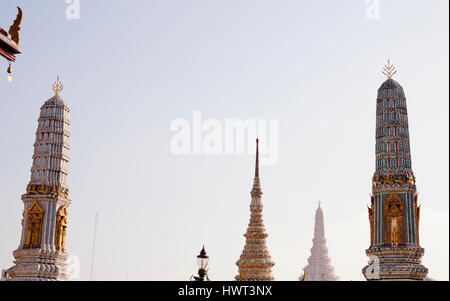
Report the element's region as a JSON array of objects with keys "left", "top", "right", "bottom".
[
  {"left": 382, "top": 58, "right": 397, "bottom": 79},
  {"left": 52, "top": 76, "right": 64, "bottom": 95}
]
